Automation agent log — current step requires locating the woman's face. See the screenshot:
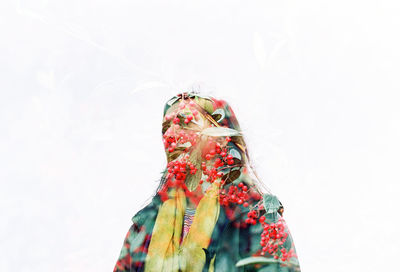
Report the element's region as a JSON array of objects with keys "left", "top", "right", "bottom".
[
  {"left": 162, "top": 98, "right": 213, "bottom": 161},
  {"left": 158, "top": 96, "right": 249, "bottom": 203}
]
